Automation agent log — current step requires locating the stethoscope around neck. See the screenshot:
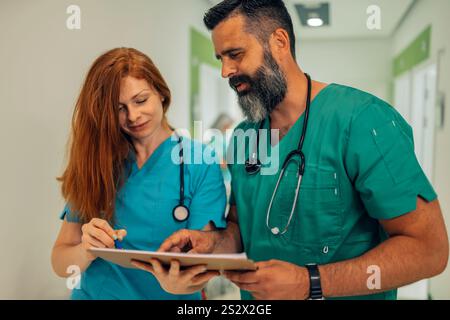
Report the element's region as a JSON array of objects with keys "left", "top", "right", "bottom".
[
  {"left": 245, "top": 73, "right": 312, "bottom": 236},
  {"left": 172, "top": 134, "right": 190, "bottom": 223}
]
